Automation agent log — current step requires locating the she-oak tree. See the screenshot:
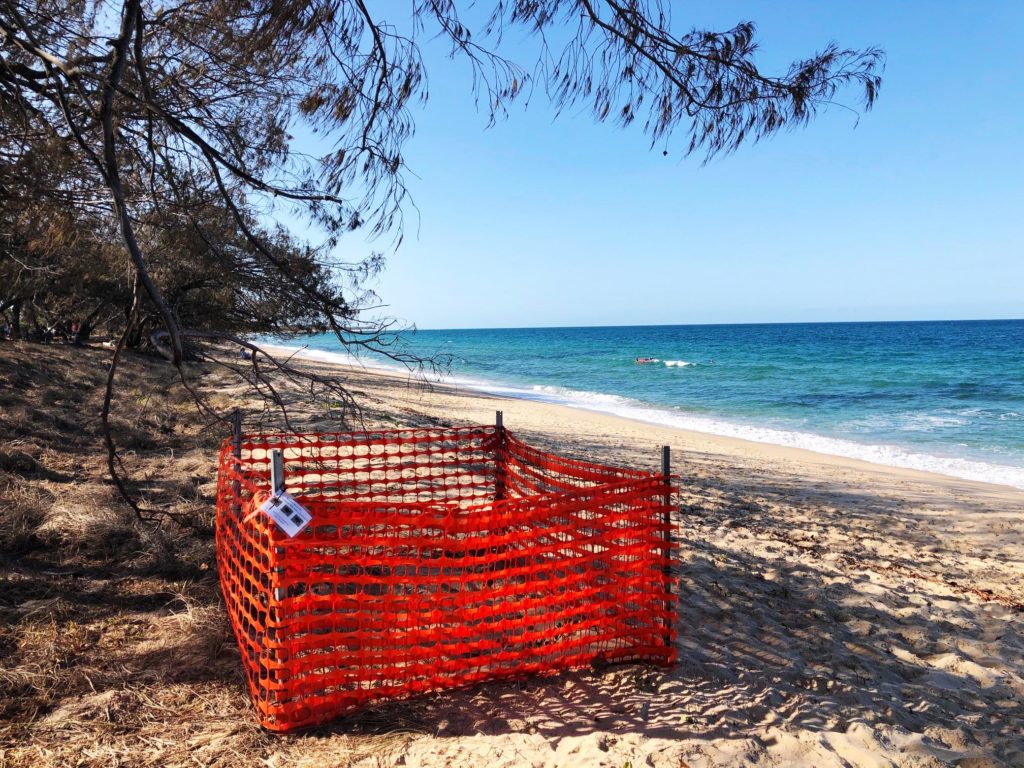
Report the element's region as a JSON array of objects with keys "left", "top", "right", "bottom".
[{"left": 0, "top": 0, "right": 882, "bottom": 517}]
